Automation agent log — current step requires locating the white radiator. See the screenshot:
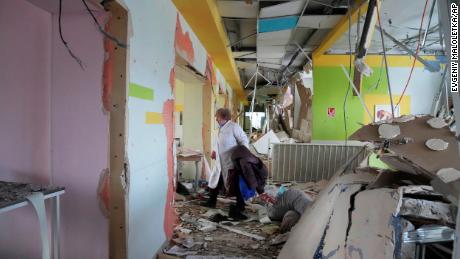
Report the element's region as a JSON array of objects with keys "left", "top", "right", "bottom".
[{"left": 271, "top": 142, "right": 368, "bottom": 182}]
